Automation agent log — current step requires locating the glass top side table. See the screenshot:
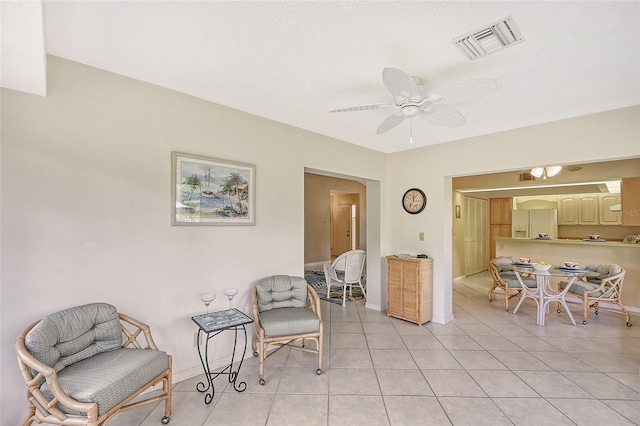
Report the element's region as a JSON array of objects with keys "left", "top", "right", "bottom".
[{"left": 191, "top": 308, "right": 253, "bottom": 404}]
